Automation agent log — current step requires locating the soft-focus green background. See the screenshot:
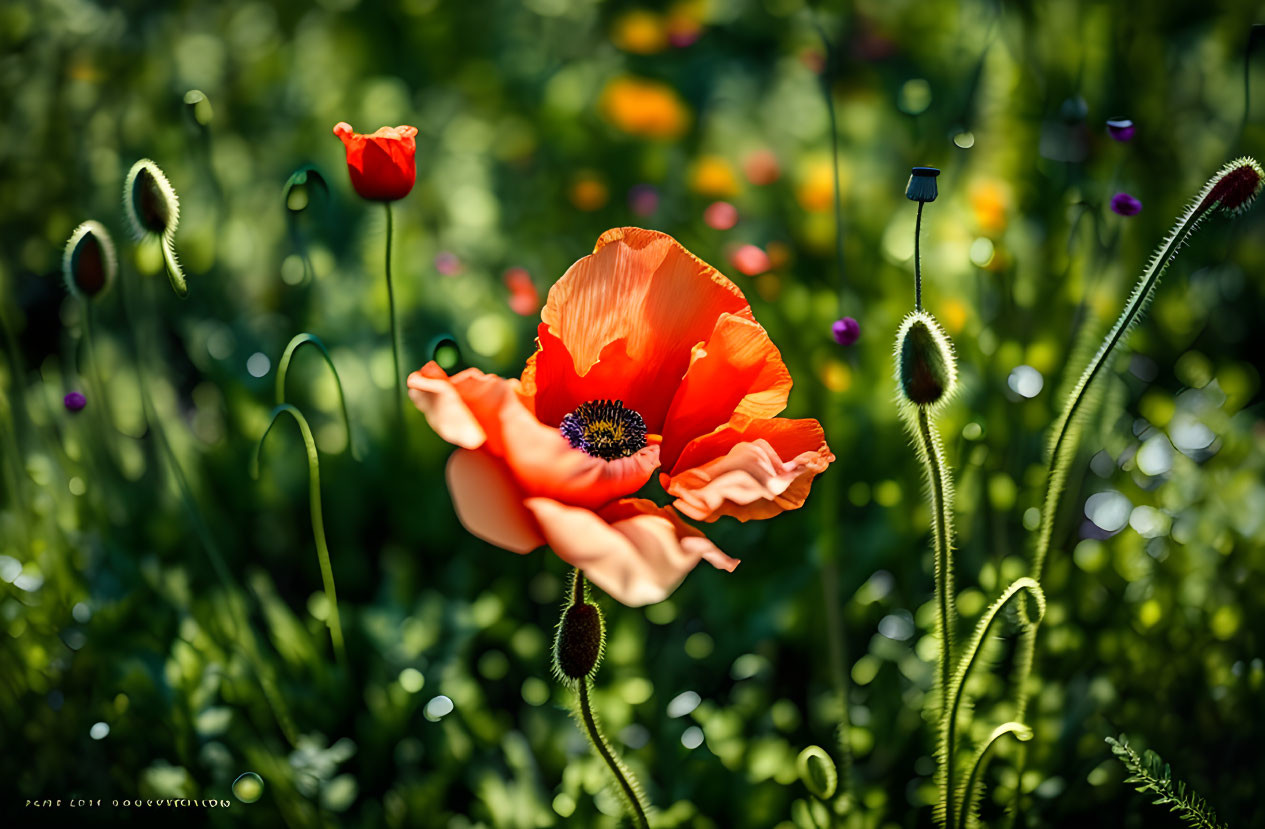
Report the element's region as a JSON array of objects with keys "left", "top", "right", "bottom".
[{"left": 2, "top": 0, "right": 1264, "bottom": 826}]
